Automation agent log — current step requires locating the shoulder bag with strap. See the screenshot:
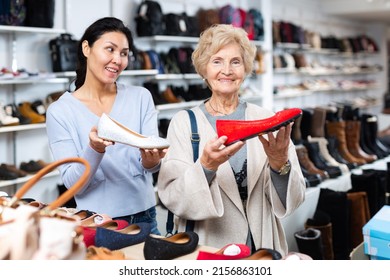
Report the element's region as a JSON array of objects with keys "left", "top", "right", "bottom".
[{"left": 166, "top": 109, "right": 198, "bottom": 236}]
